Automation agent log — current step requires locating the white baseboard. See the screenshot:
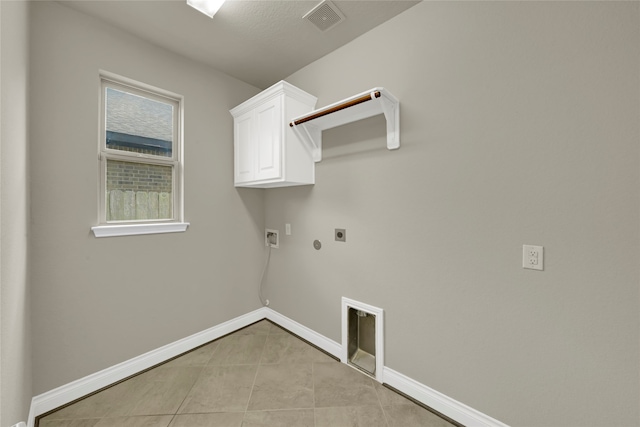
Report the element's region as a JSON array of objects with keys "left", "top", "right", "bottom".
[
  {"left": 383, "top": 367, "right": 509, "bottom": 427},
  {"left": 26, "top": 308, "right": 268, "bottom": 427},
  {"left": 11, "top": 422, "right": 27, "bottom": 427},
  {"left": 263, "top": 307, "right": 342, "bottom": 358},
  {"left": 264, "top": 308, "right": 507, "bottom": 426},
  {"left": 26, "top": 306, "right": 507, "bottom": 427}
]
